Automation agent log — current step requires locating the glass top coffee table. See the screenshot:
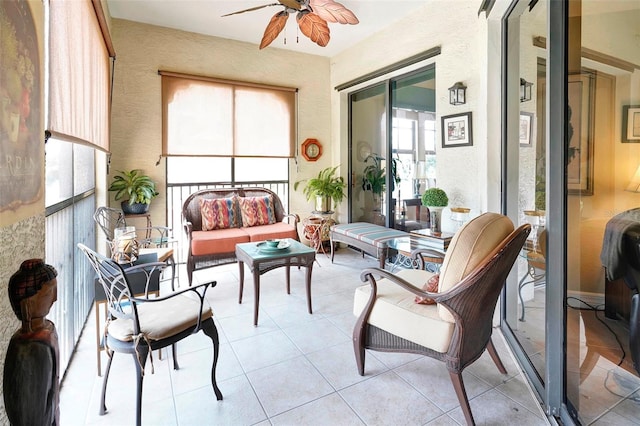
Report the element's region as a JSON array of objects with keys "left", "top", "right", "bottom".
[
  {"left": 235, "top": 238, "right": 316, "bottom": 326},
  {"left": 387, "top": 236, "right": 446, "bottom": 273}
]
